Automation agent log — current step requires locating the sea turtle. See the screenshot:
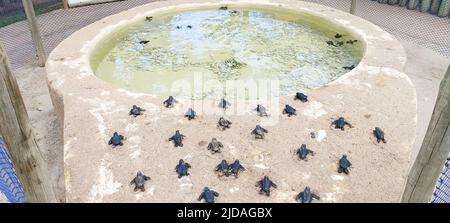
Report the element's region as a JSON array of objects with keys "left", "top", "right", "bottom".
[
  {"left": 343, "top": 65, "right": 356, "bottom": 70},
  {"left": 185, "top": 108, "right": 197, "bottom": 120},
  {"left": 338, "top": 155, "right": 351, "bottom": 174},
  {"left": 108, "top": 132, "right": 124, "bottom": 147},
  {"left": 145, "top": 16, "right": 153, "bottom": 21},
  {"left": 295, "top": 92, "right": 308, "bottom": 102},
  {"left": 176, "top": 25, "right": 182, "bottom": 29},
  {"left": 198, "top": 187, "right": 219, "bottom": 203},
  {"left": 256, "top": 176, "right": 277, "bottom": 196},
  {"left": 187, "top": 25, "right": 193, "bottom": 29},
  {"left": 373, "top": 127, "right": 387, "bottom": 143},
  {"left": 256, "top": 104, "right": 269, "bottom": 117},
  {"left": 219, "top": 98, "right": 231, "bottom": 110},
  {"left": 296, "top": 144, "right": 315, "bottom": 161},
  {"left": 169, "top": 130, "right": 185, "bottom": 147},
  {"left": 129, "top": 105, "right": 145, "bottom": 117},
  {"left": 219, "top": 6, "right": 228, "bottom": 10},
  {"left": 229, "top": 160, "right": 245, "bottom": 178},
  {"left": 163, "top": 96, "right": 177, "bottom": 108},
  {"left": 215, "top": 160, "right": 230, "bottom": 177},
  {"left": 139, "top": 40, "right": 149, "bottom": 45},
  {"left": 326, "top": 40, "right": 335, "bottom": 46},
  {"left": 335, "top": 41, "right": 344, "bottom": 46},
  {"left": 207, "top": 138, "right": 223, "bottom": 154},
  {"left": 251, "top": 125, "right": 268, "bottom": 139},
  {"left": 283, "top": 105, "right": 297, "bottom": 117},
  {"left": 175, "top": 159, "right": 191, "bottom": 178},
  {"left": 296, "top": 187, "right": 320, "bottom": 203},
  {"left": 130, "top": 171, "right": 151, "bottom": 192},
  {"left": 334, "top": 33, "right": 343, "bottom": 39},
  {"left": 332, "top": 117, "right": 353, "bottom": 131},
  {"left": 217, "top": 117, "right": 232, "bottom": 130},
  {"left": 346, "top": 40, "right": 358, "bottom": 44}
]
